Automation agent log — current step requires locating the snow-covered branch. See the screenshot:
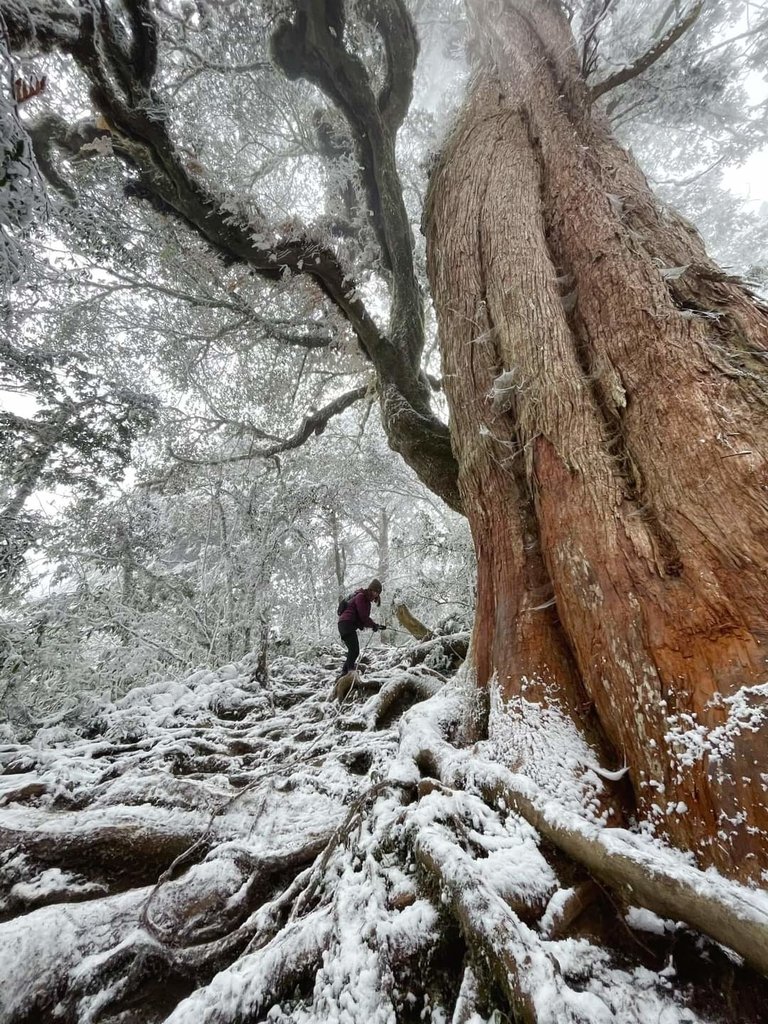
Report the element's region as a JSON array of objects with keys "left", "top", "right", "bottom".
[{"left": 590, "top": 1, "right": 704, "bottom": 101}]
